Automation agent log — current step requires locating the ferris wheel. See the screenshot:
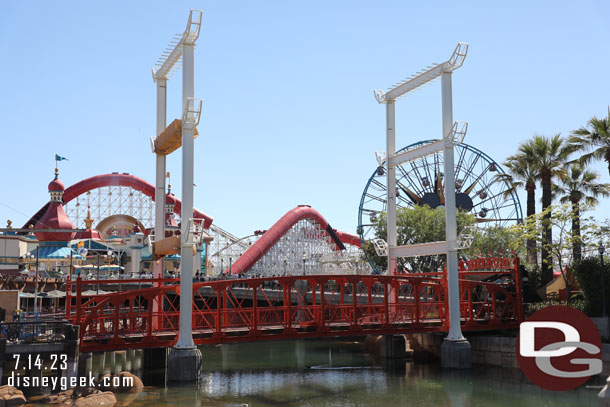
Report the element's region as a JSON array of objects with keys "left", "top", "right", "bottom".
[{"left": 357, "top": 140, "right": 523, "bottom": 249}]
